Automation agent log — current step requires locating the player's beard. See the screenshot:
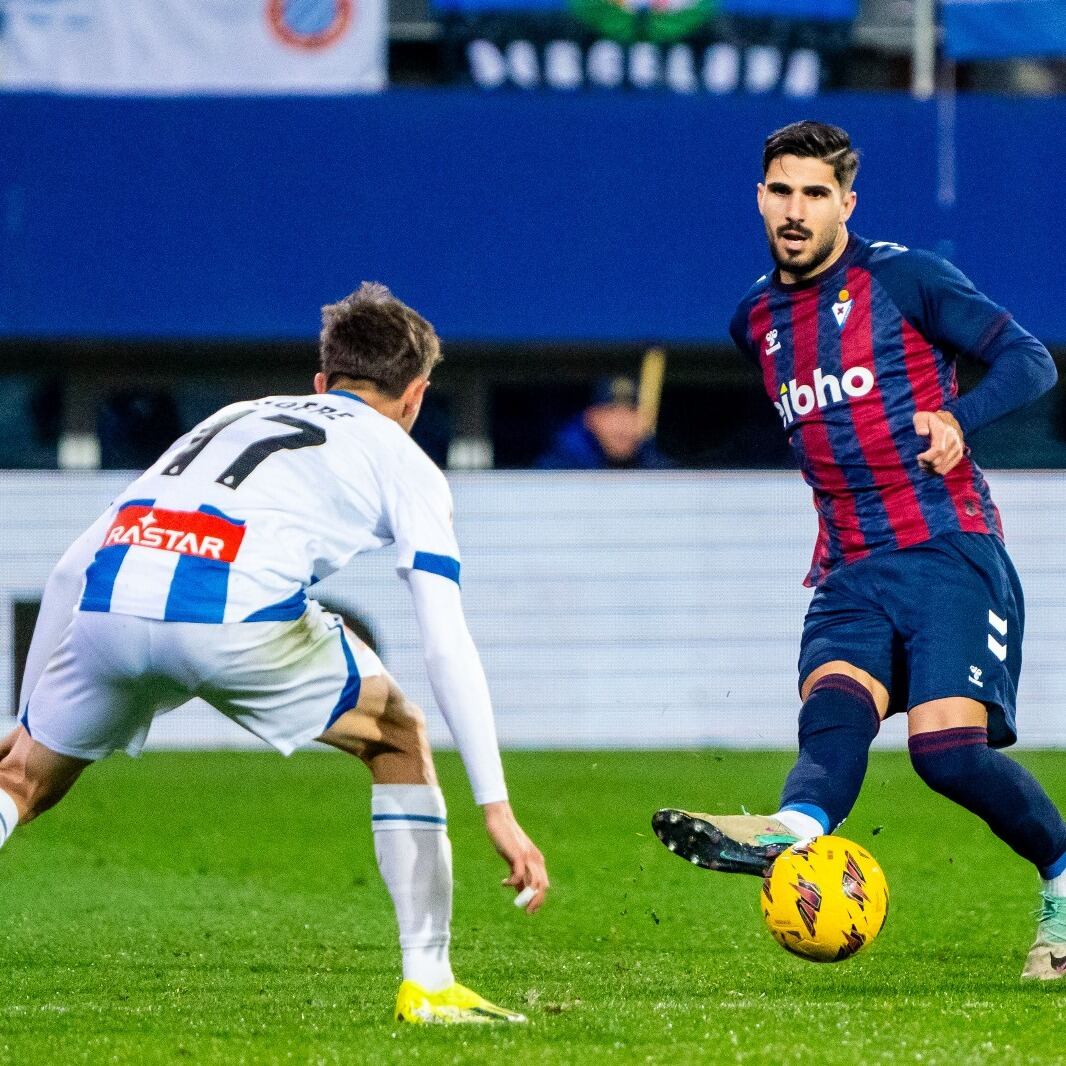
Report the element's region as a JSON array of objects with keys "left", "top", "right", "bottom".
[{"left": 765, "top": 222, "right": 839, "bottom": 281}]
